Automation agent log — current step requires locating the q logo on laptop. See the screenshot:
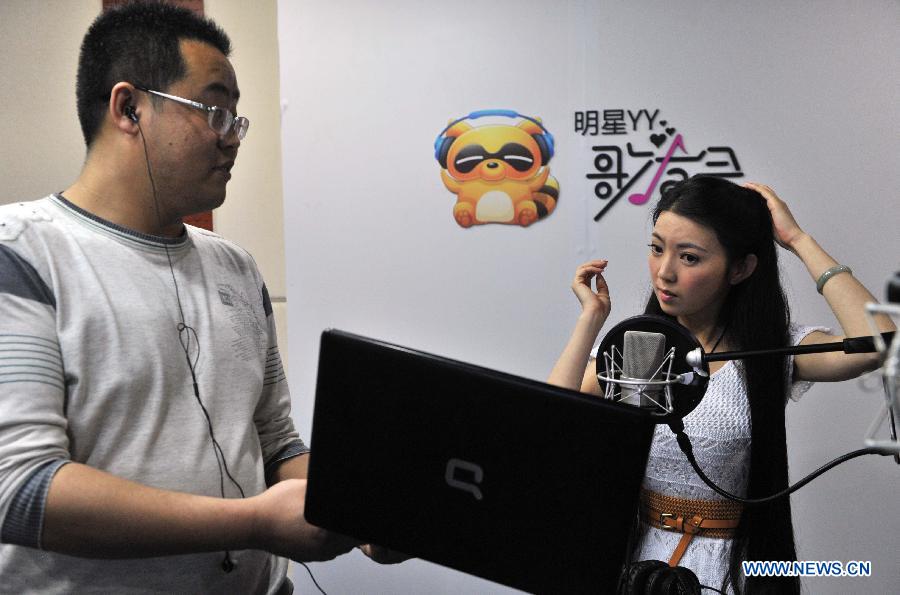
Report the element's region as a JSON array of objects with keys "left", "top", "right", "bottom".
[
  {"left": 445, "top": 458, "right": 484, "bottom": 501},
  {"left": 434, "top": 110, "right": 560, "bottom": 228}
]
